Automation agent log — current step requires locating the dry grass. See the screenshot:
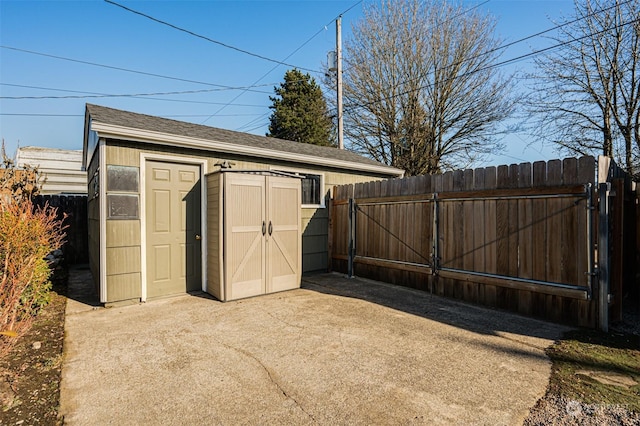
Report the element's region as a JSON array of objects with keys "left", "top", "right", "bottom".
[{"left": 547, "top": 329, "right": 640, "bottom": 411}]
